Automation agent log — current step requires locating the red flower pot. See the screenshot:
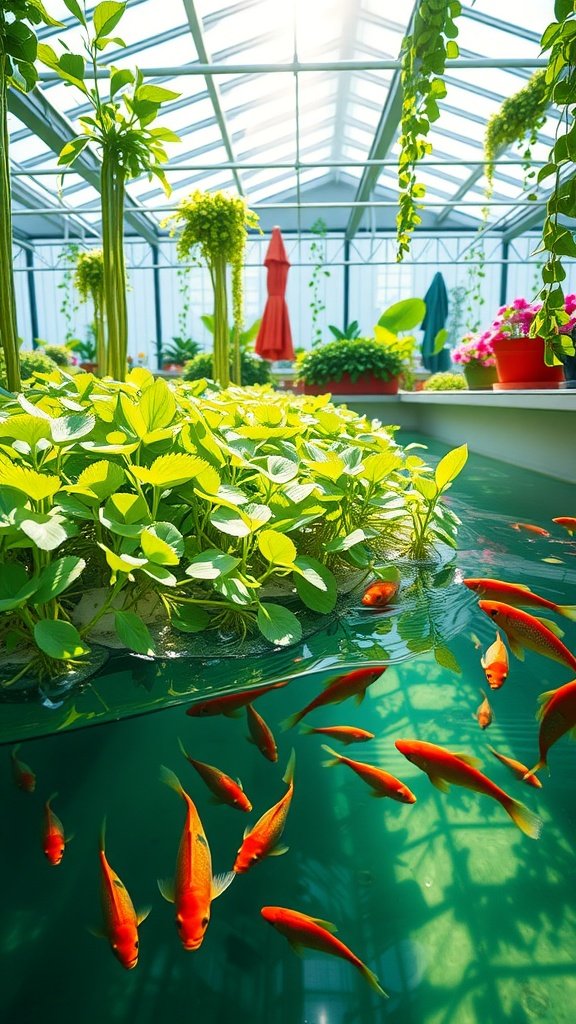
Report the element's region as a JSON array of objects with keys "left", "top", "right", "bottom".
[
  {"left": 303, "top": 373, "right": 399, "bottom": 396},
  {"left": 492, "top": 336, "right": 564, "bottom": 389}
]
